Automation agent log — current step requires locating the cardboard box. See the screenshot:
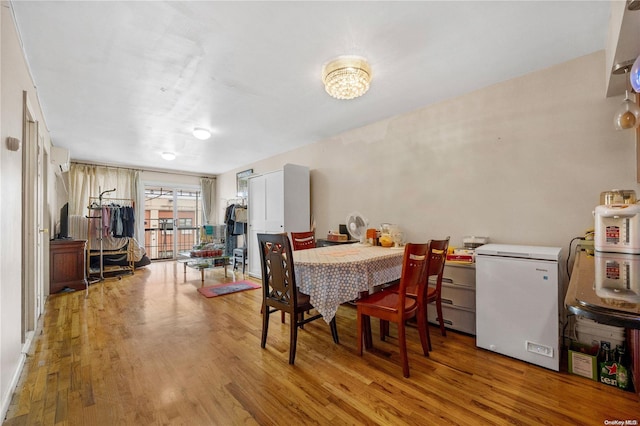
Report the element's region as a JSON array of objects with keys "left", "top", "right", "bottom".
[
  {"left": 446, "top": 254, "right": 474, "bottom": 262},
  {"left": 598, "top": 351, "right": 633, "bottom": 391},
  {"left": 568, "top": 342, "right": 599, "bottom": 381}
]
